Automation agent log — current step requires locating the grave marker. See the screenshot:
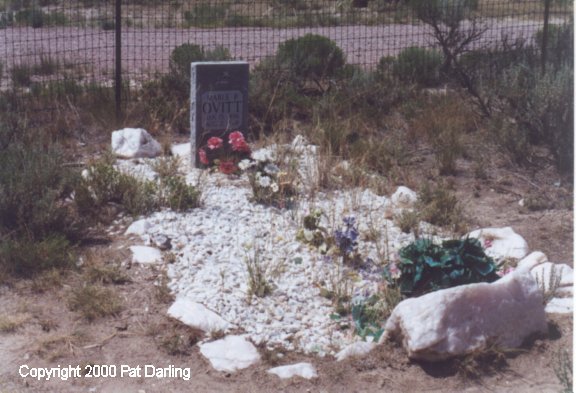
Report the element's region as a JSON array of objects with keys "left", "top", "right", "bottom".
[{"left": 190, "top": 61, "right": 249, "bottom": 168}]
